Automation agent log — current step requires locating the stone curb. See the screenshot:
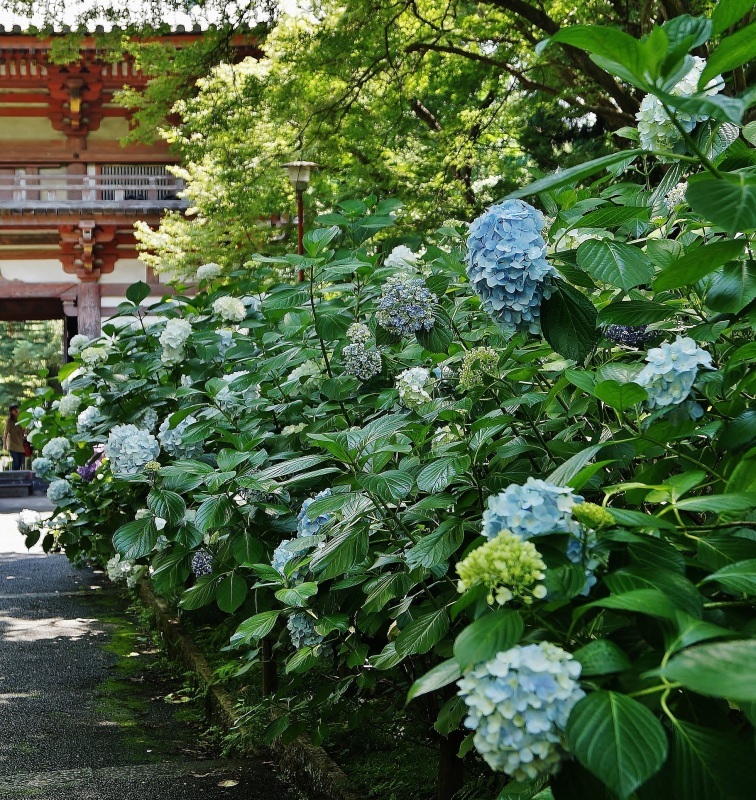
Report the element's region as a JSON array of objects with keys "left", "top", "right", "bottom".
[{"left": 138, "top": 581, "right": 361, "bottom": 800}]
